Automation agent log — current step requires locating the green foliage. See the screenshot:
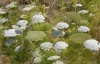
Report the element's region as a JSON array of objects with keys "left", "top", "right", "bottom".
[
  {"left": 10, "top": 41, "right": 31, "bottom": 63},
  {"left": 66, "top": 12, "right": 82, "bottom": 23},
  {"left": 2, "top": 38, "right": 31, "bottom": 63},
  {"left": 33, "top": 23, "right": 52, "bottom": 31},
  {"left": 78, "top": 20, "right": 89, "bottom": 26},
  {"left": 80, "top": 0, "right": 96, "bottom": 8},
  {"left": 25, "top": 31, "right": 47, "bottom": 41},
  {"left": 69, "top": 33, "right": 92, "bottom": 43},
  {"left": 66, "top": 42, "right": 95, "bottom": 64}
]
